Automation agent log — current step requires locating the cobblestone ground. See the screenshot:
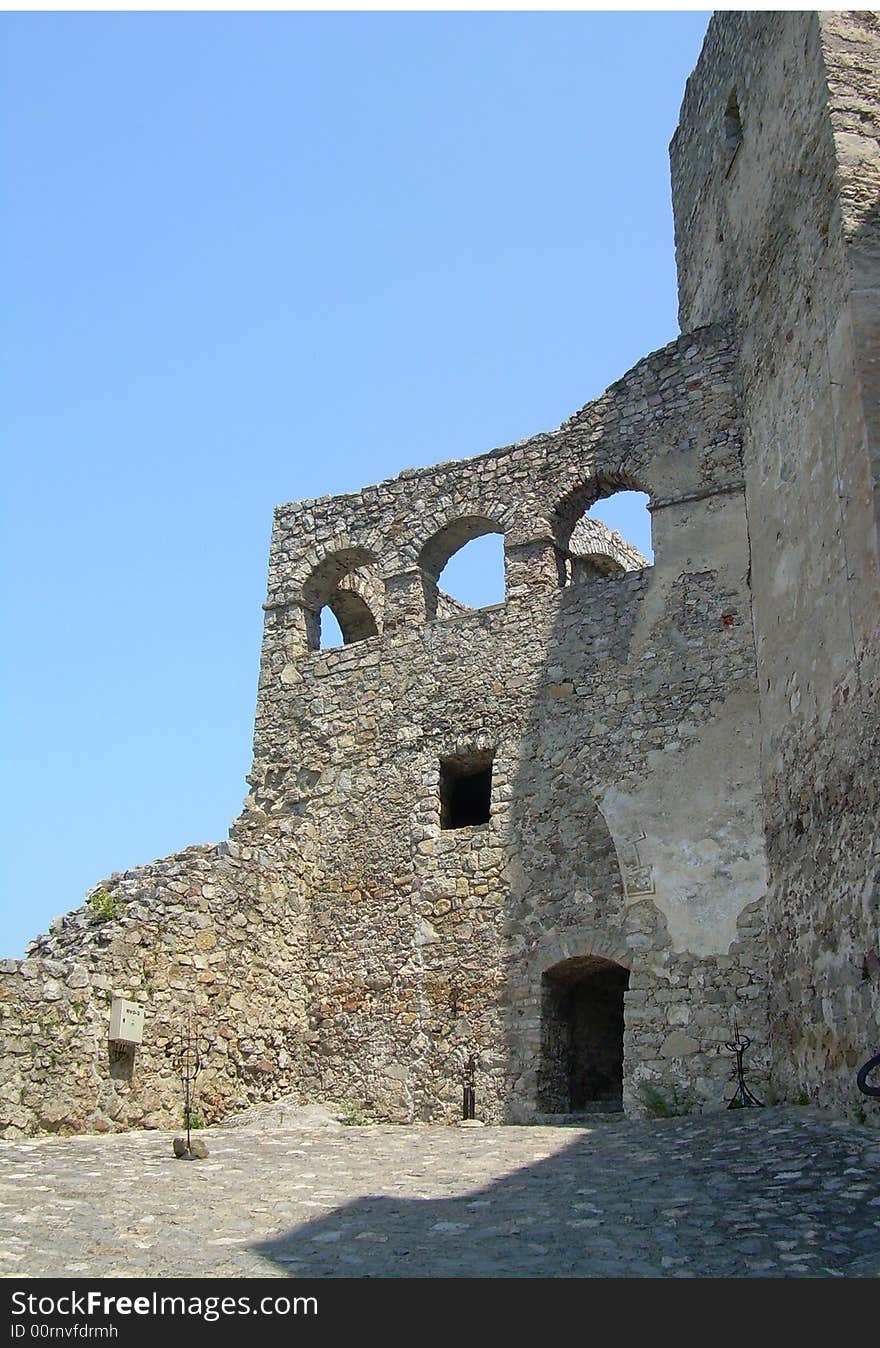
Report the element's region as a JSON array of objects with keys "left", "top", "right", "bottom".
[{"left": 1, "top": 1107, "right": 878, "bottom": 1278}]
